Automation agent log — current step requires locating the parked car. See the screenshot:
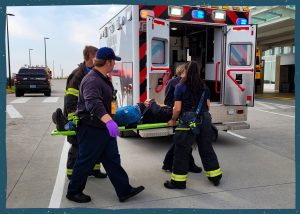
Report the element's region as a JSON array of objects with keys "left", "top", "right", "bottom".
[{"left": 14, "top": 67, "right": 51, "bottom": 97}]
